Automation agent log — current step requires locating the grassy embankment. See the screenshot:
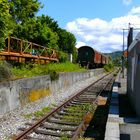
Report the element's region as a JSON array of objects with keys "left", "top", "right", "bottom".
[
  {"left": 11, "top": 61, "right": 86, "bottom": 79},
  {"left": 0, "top": 60, "right": 114, "bottom": 81}
]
